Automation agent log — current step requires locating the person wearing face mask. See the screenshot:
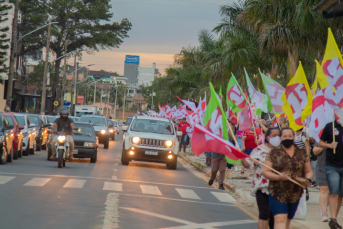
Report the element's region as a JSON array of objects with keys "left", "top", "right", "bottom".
[
  {"left": 262, "top": 128, "right": 313, "bottom": 229},
  {"left": 49, "top": 108, "right": 75, "bottom": 160},
  {"left": 241, "top": 127, "right": 280, "bottom": 229}
]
